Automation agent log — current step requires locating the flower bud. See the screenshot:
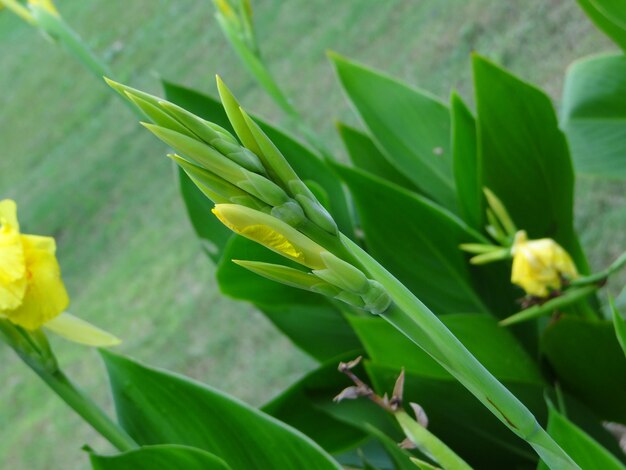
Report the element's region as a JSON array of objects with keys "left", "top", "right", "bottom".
[
  {"left": 511, "top": 230, "right": 578, "bottom": 297},
  {"left": 212, "top": 204, "right": 327, "bottom": 269}
]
